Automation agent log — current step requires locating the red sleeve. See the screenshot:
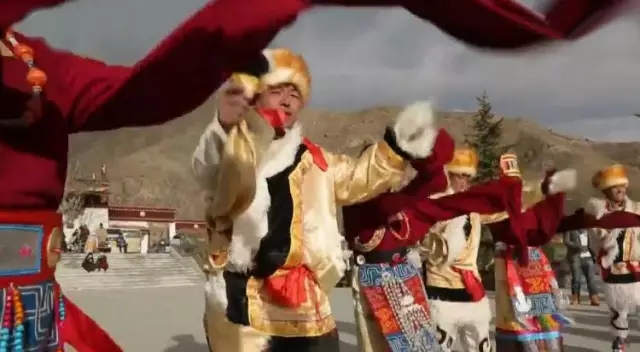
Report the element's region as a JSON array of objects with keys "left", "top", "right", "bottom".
[
  {"left": 558, "top": 209, "right": 640, "bottom": 233},
  {"left": 313, "top": 0, "right": 628, "bottom": 49},
  {"left": 350, "top": 128, "right": 455, "bottom": 219},
  {"left": 20, "top": 0, "right": 308, "bottom": 132},
  {"left": 402, "top": 128, "right": 454, "bottom": 198},
  {"left": 489, "top": 193, "right": 565, "bottom": 247},
  {"left": 410, "top": 176, "right": 522, "bottom": 224}
]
